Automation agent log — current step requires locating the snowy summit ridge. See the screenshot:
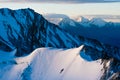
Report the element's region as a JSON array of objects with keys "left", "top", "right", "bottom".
[{"left": 0, "top": 46, "right": 104, "bottom": 80}]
